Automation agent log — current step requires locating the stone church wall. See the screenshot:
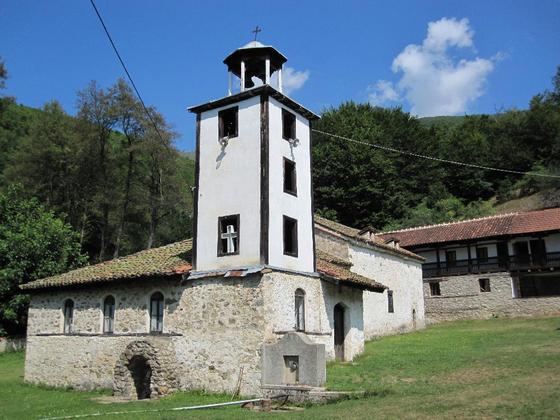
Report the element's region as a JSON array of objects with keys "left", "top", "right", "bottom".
[
  {"left": 261, "top": 271, "right": 364, "bottom": 361},
  {"left": 25, "top": 275, "right": 267, "bottom": 396},
  {"left": 349, "top": 244, "right": 425, "bottom": 339},
  {"left": 314, "top": 229, "right": 349, "bottom": 260},
  {"left": 424, "top": 273, "right": 560, "bottom": 322}
]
